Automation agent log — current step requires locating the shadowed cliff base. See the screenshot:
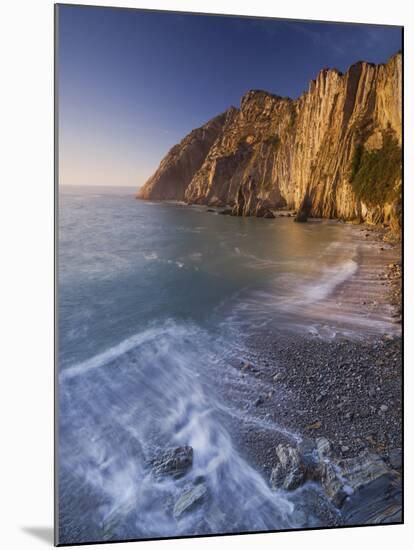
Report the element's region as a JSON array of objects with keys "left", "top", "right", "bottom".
[{"left": 137, "top": 52, "right": 401, "bottom": 239}]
